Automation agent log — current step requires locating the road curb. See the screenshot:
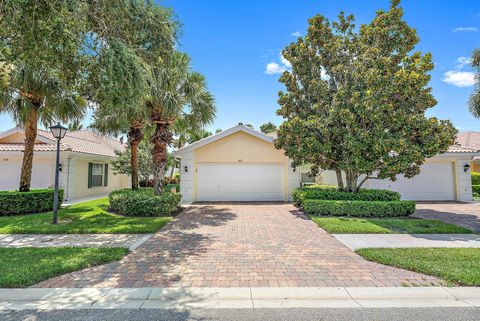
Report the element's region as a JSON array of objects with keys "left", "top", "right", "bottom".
[{"left": 0, "top": 287, "right": 479, "bottom": 310}]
